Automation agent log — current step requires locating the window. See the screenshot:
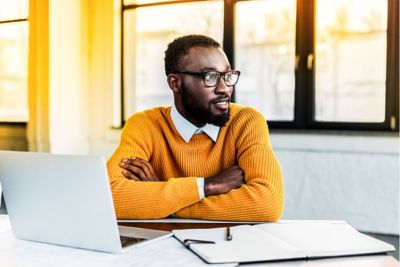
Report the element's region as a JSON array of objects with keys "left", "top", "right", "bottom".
[
  {"left": 122, "top": 0, "right": 223, "bottom": 122},
  {"left": 315, "top": 0, "right": 388, "bottom": 123},
  {"left": 120, "top": 0, "right": 399, "bottom": 131},
  {"left": 0, "top": 0, "right": 29, "bottom": 122},
  {"left": 235, "top": 0, "right": 296, "bottom": 121}
]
